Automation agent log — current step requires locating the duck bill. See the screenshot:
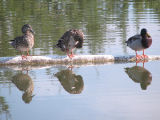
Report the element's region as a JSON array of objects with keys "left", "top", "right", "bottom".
[
  {"left": 30, "top": 29, "right": 35, "bottom": 34},
  {"left": 147, "top": 33, "right": 151, "bottom": 37}
]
